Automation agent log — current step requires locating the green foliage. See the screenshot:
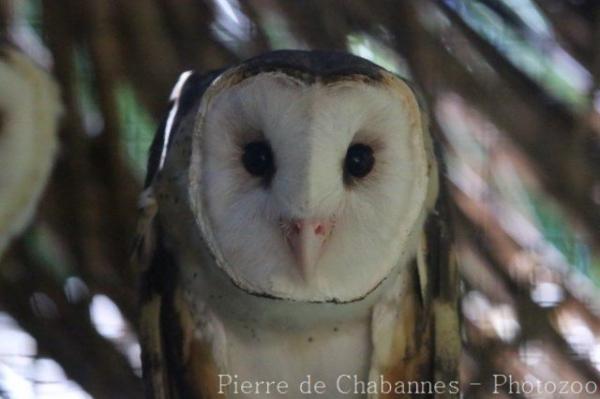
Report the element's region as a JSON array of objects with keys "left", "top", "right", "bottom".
[
  {"left": 454, "top": 0, "right": 590, "bottom": 111},
  {"left": 116, "top": 85, "right": 156, "bottom": 176}
]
